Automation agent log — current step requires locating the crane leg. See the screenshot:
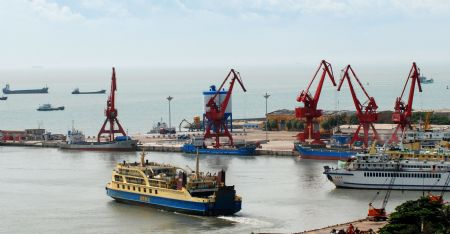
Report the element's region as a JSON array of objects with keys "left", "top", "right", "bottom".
[{"left": 350, "top": 125, "right": 362, "bottom": 146}]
